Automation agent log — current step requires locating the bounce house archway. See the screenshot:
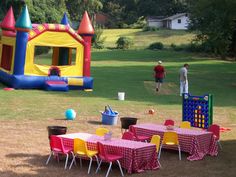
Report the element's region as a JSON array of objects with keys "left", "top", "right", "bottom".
[{"left": 48, "top": 66, "right": 61, "bottom": 77}]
